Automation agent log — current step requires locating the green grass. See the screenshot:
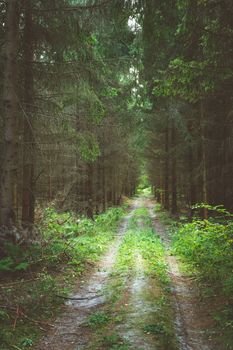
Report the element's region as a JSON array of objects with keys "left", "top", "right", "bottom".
[
  {"left": 0, "top": 206, "right": 126, "bottom": 350},
  {"left": 85, "top": 207, "right": 178, "bottom": 350}
]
